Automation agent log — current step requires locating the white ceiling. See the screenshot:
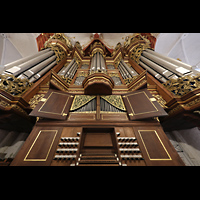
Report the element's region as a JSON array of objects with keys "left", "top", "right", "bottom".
[
  {"left": 65, "top": 33, "right": 134, "bottom": 50},
  {"left": 1, "top": 33, "right": 200, "bottom": 72},
  {"left": 155, "top": 33, "right": 200, "bottom": 69}
]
